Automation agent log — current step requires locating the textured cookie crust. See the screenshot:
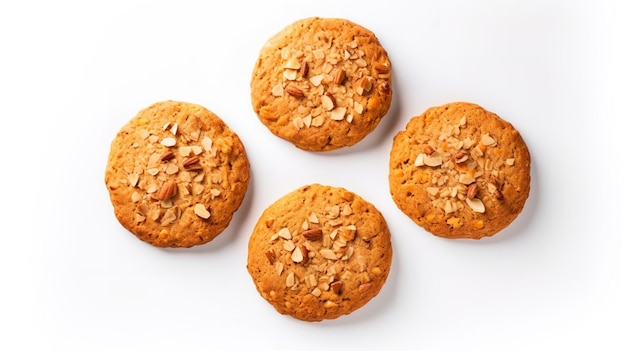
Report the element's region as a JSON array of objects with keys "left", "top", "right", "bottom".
[
  {"left": 250, "top": 17, "right": 392, "bottom": 151},
  {"left": 105, "top": 101, "right": 250, "bottom": 248},
  {"left": 389, "top": 102, "right": 531, "bottom": 239},
  {"left": 247, "top": 184, "right": 392, "bottom": 322}
]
